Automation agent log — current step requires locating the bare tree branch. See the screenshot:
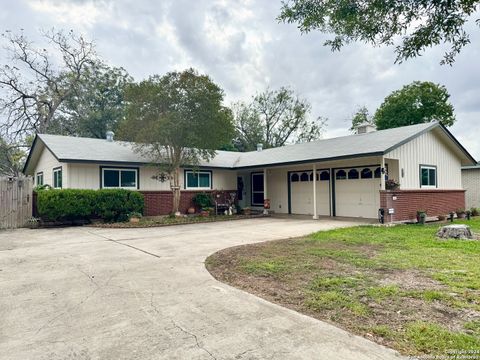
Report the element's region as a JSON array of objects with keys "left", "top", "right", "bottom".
[{"left": 0, "top": 29, "right": 97, "bottom": 141}]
